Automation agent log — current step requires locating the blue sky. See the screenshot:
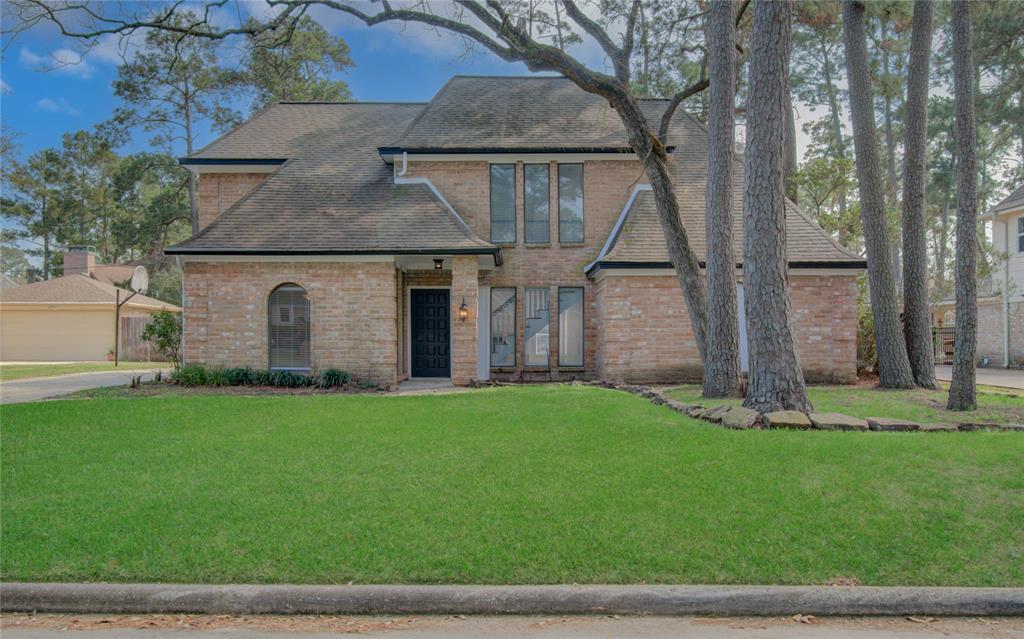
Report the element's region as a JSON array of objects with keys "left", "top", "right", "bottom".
[{"left": 1, "top": 6, "right": 553, "bottom": 162}]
